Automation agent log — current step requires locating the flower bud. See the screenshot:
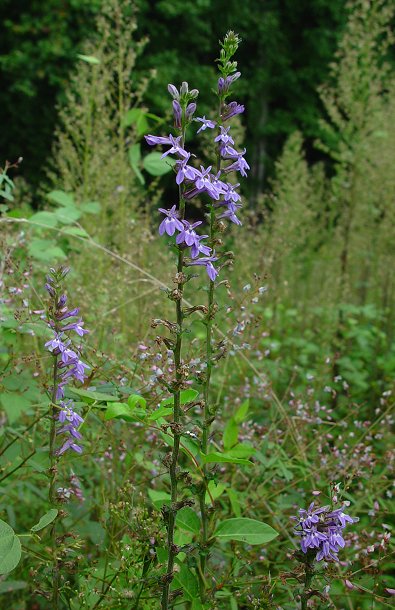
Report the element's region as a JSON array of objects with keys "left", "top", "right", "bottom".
[
  {"left": 180, "top": 81, "right": 189, "bottom": 95},
  {"left": 189, "top": 89, "right": 199, "bottom": 99},
  {"left": 167, "top": 84, "right": 179, "bottom": 100},
  {"left": 172, "top": 100, "right": 182, "bottom": 129},
  {"left": 186, "top": 103, "right": 196, "bottom": 120}
]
